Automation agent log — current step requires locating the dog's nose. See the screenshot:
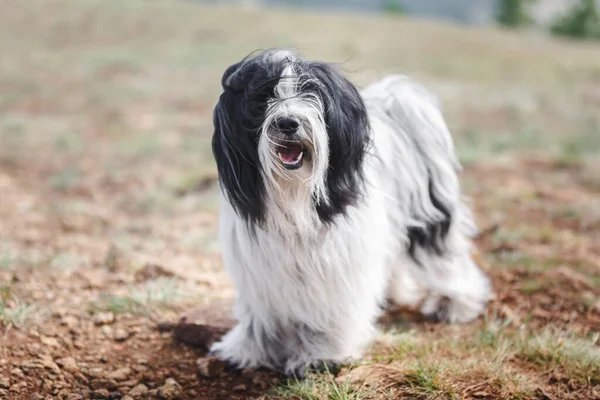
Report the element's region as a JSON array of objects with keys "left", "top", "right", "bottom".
[{"left": 275, "top": 117, "right": 299, "bottom": 134}]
